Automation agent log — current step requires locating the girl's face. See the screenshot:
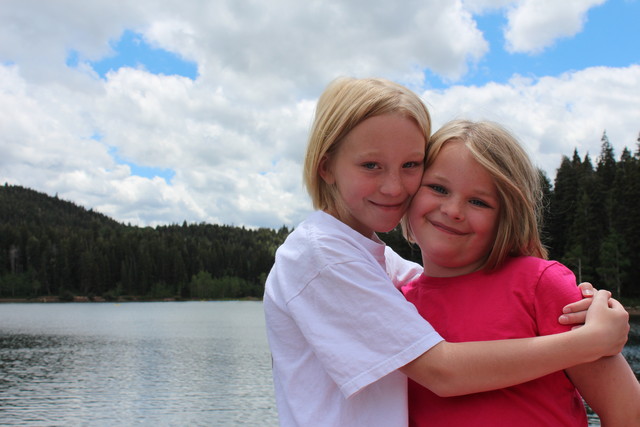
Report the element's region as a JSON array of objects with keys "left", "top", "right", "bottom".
[
  {"left": 408, "top": 140, "right": 500, "bottom": 277},
  {"left": 319, "top": 114, "right": 425, "bottom": 237}
]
